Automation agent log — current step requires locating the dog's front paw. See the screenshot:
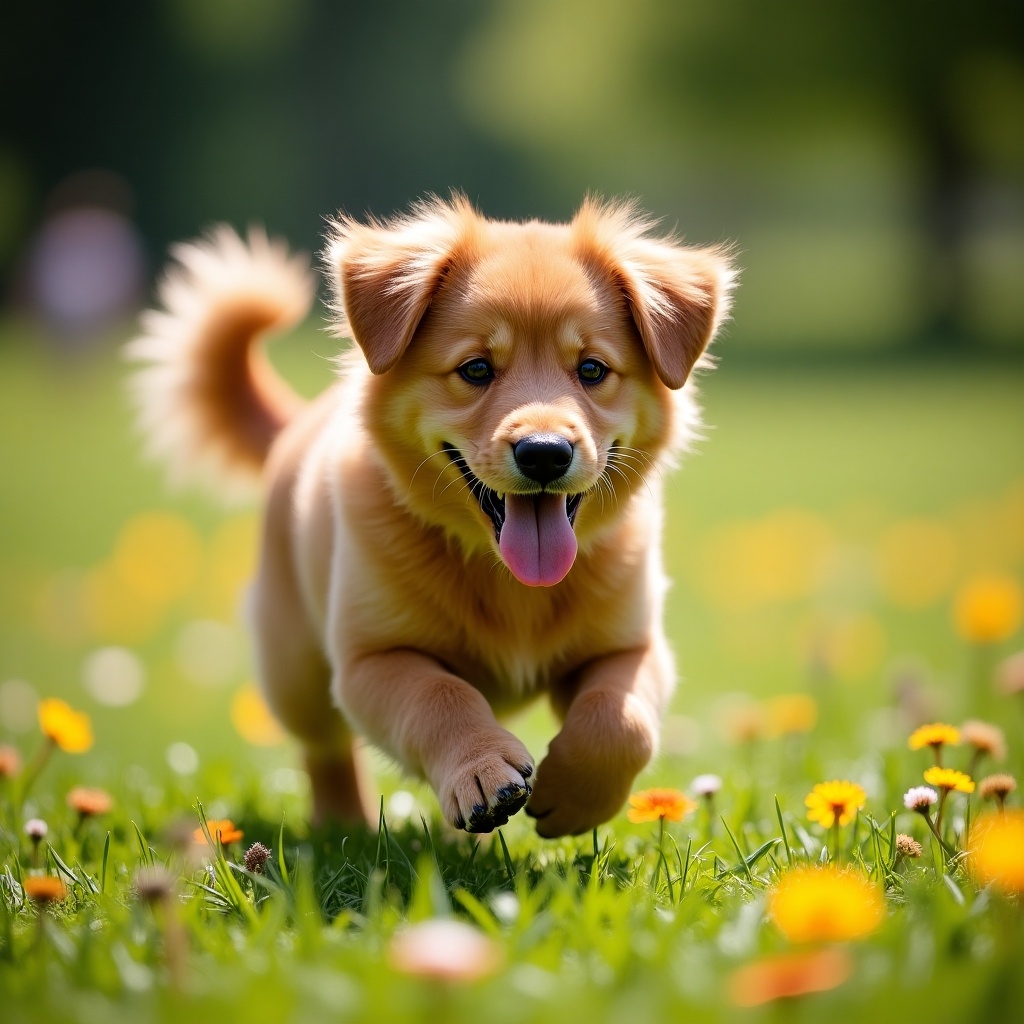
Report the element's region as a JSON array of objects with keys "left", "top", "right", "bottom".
[
  {"left": 525, "top": 694, "right": 654, "bottom": 837},
  {"left": 435, "top": 731, "right": 534, "bottom": 834}
]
